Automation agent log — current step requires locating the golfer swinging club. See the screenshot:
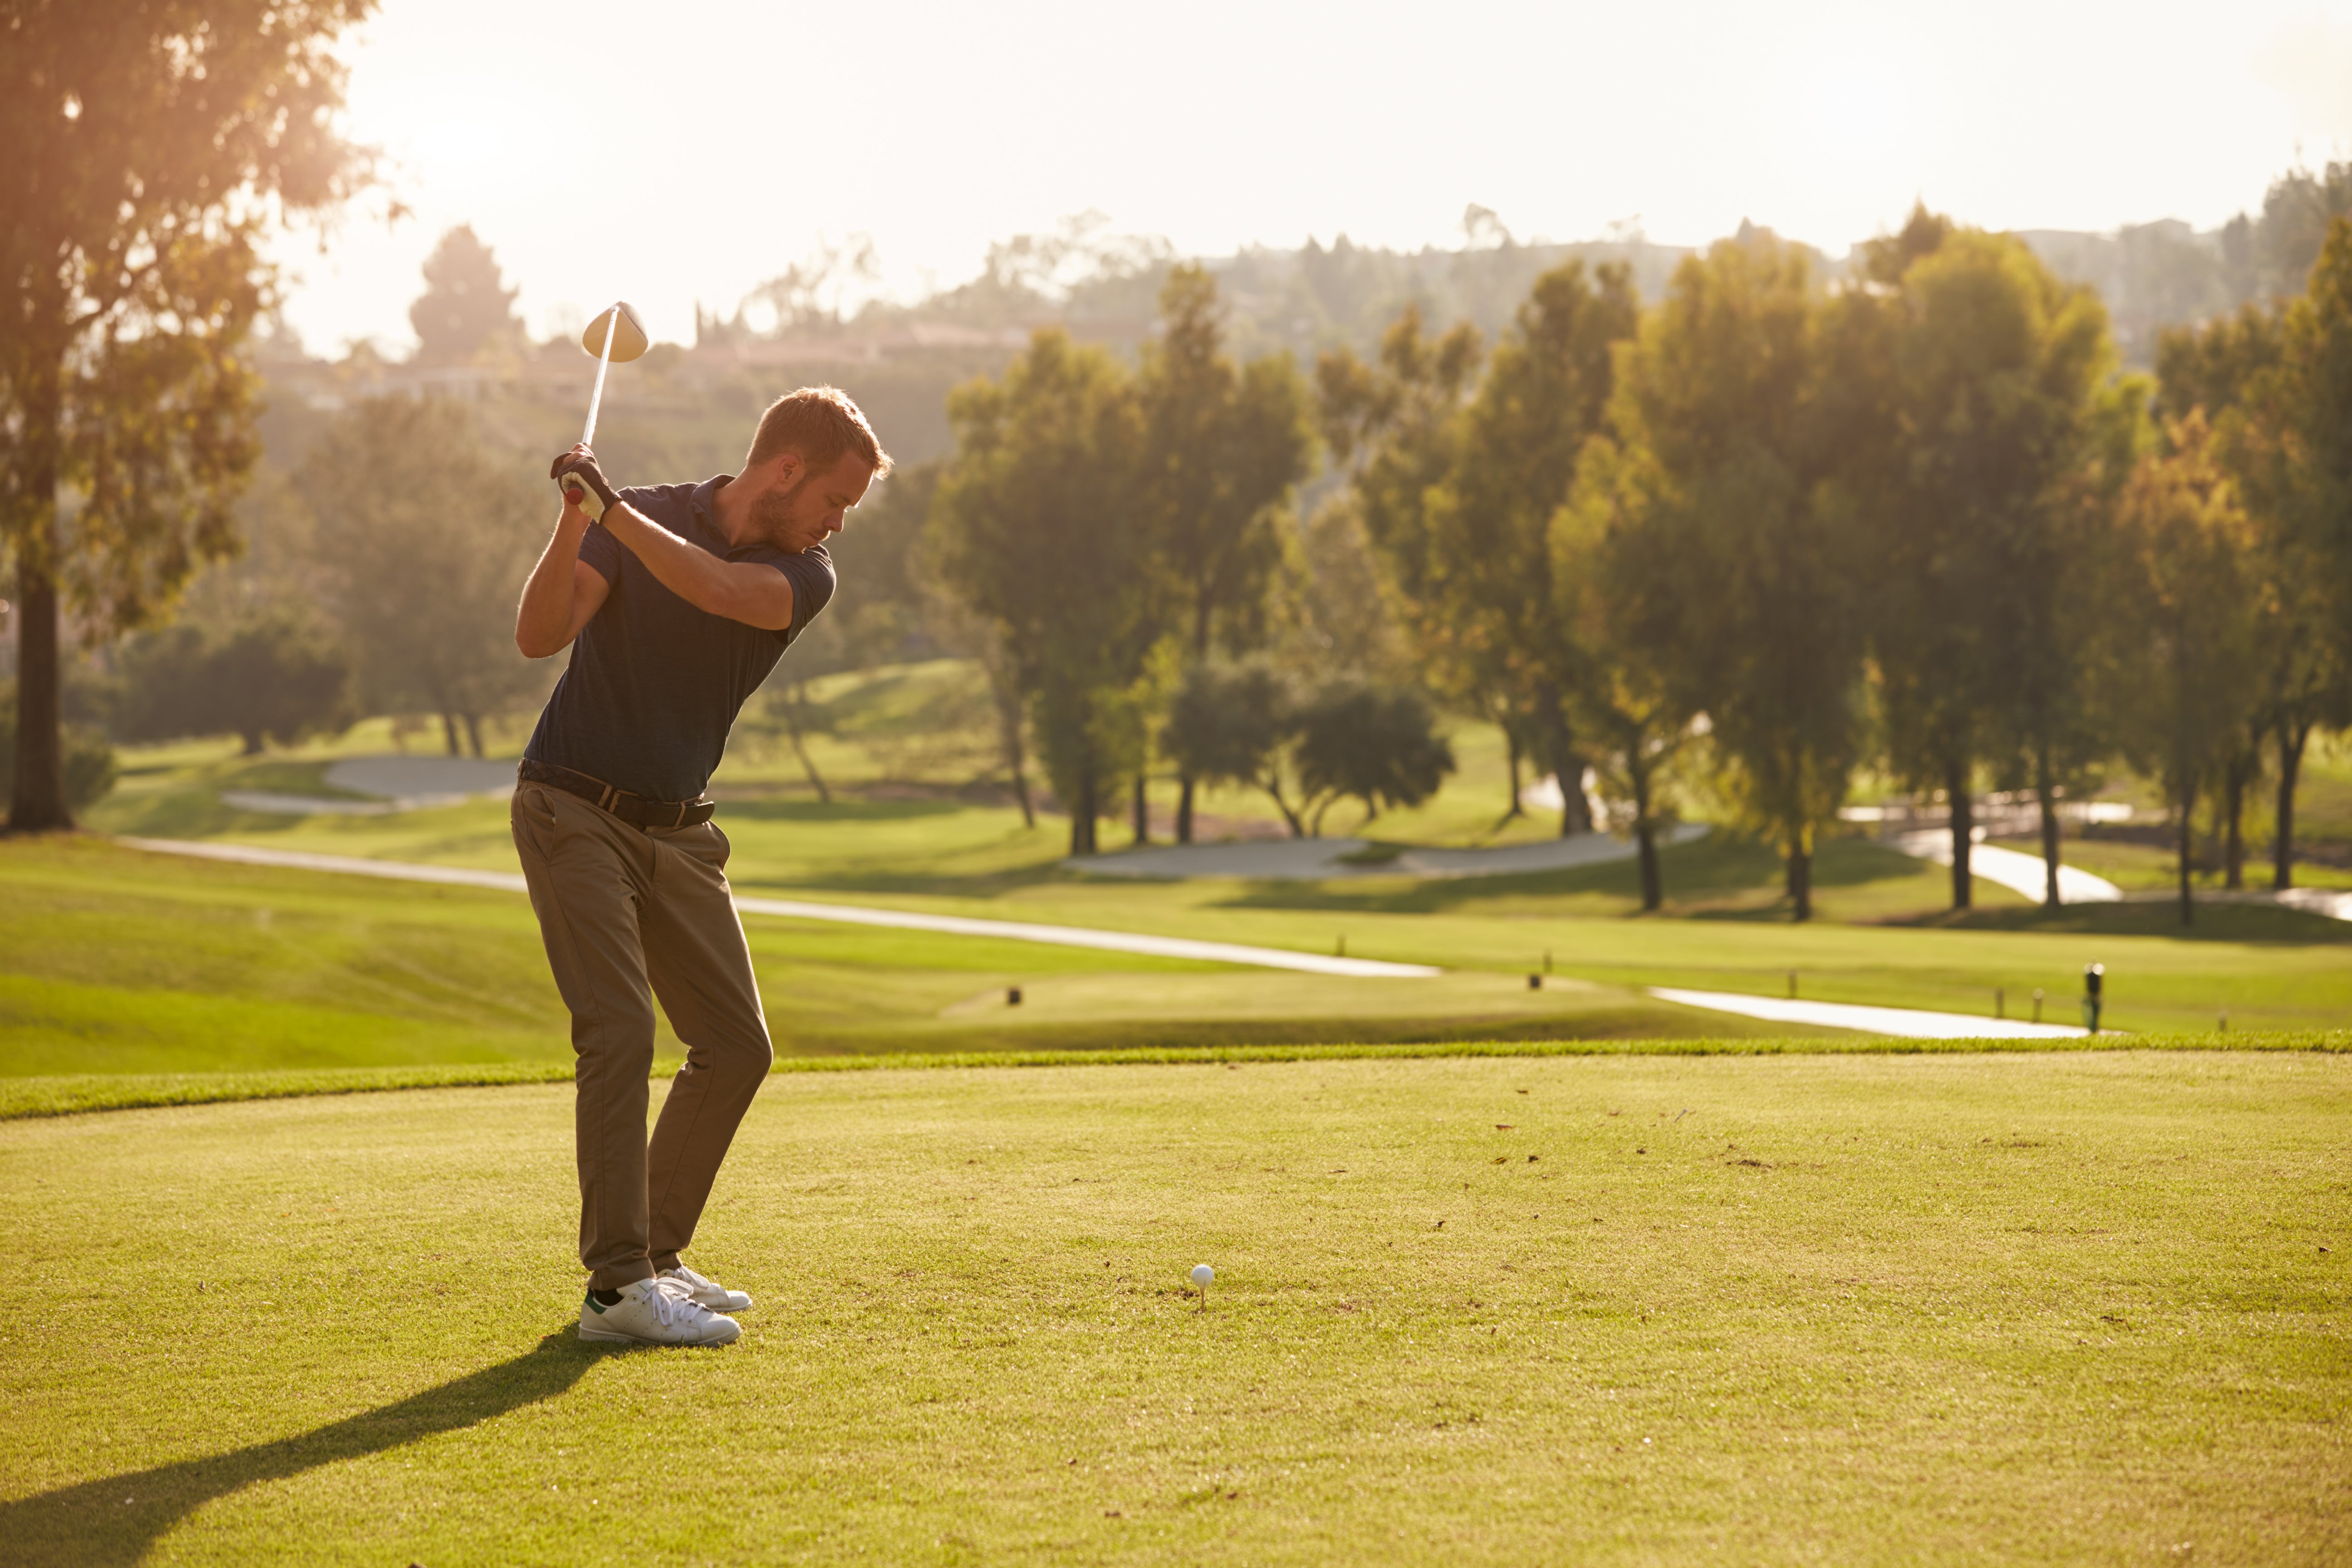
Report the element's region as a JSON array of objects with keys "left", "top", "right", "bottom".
[{"left": 514, "top": 387, "right": 891, "bottom": 1346}]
